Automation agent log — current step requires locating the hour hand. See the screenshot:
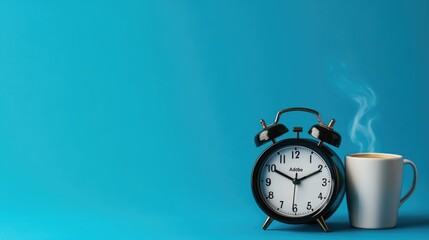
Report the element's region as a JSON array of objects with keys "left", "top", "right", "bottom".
[{"left": 274, "top": 169, "right": 294, "bottom": 182}]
